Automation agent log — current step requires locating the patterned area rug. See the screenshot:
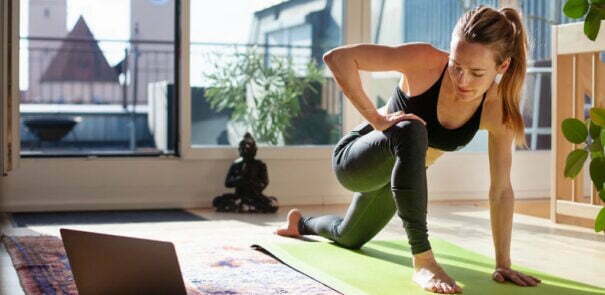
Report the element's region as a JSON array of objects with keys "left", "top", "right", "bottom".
[{"left": 1, "top": 235, "right": 339, "bottom": 295}]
